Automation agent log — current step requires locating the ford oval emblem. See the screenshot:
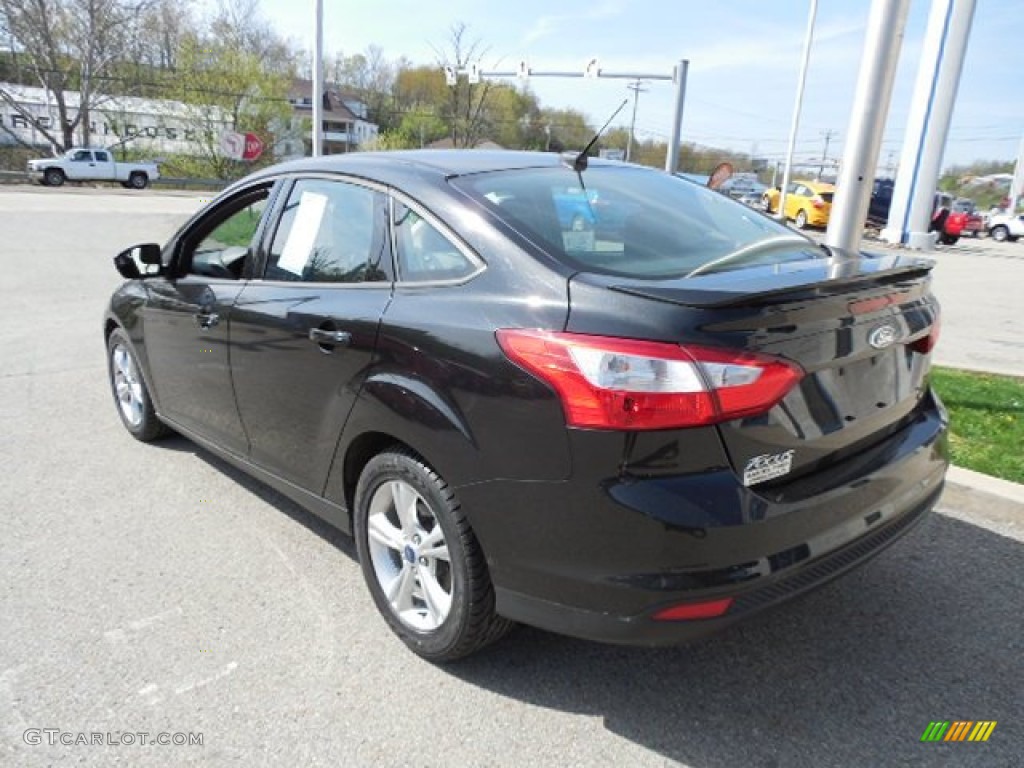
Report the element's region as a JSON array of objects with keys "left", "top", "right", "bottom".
[{"left": 868, "top": 323, "right": 899, "bottom": 350}]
